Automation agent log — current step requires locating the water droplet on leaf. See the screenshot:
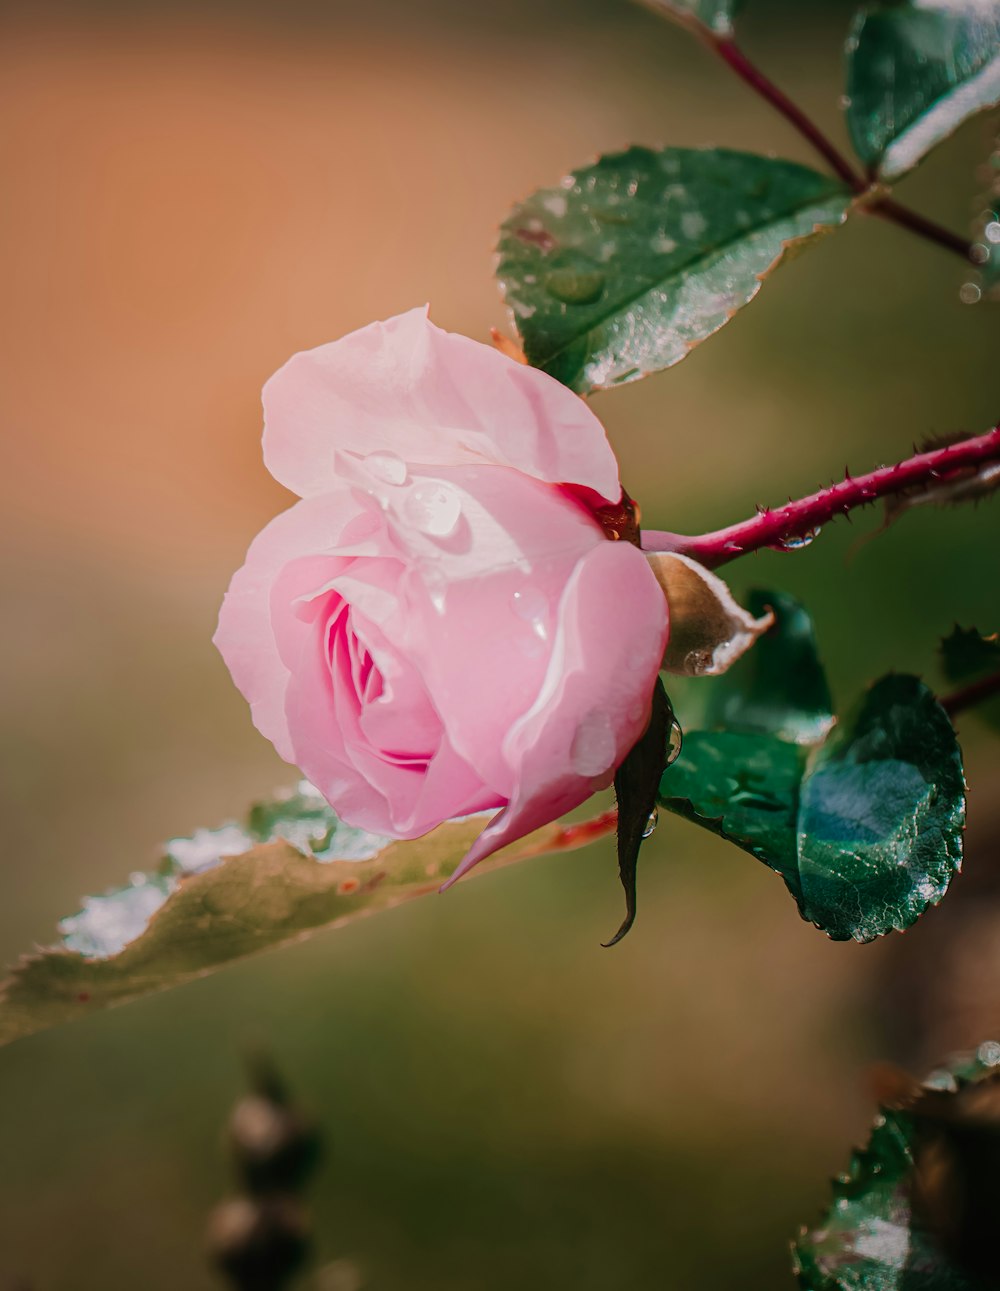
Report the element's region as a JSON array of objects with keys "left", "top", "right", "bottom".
[
  {"left": 642, "top": 807, "right": 658, "bottom": 839},
  {"left": 545, "top": 267, "right": 606, "bottom": 305}
]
